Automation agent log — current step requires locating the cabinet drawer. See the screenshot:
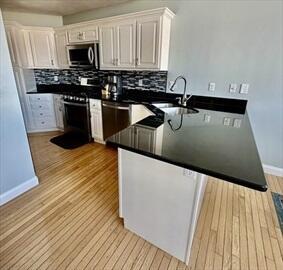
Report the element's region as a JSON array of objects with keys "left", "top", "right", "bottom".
[
  {"left": 29, "top": 94, "right": 52, "bottom": 103},
  {"left": 30, "top": 102, "right": 52, "bottom": 110},
  {"left": 32, "top": 109, "right": 53, "bottom": 118},
  {"left": 89, "top": 99, "right": 101, "bottom": 110},
  {"left": 34, "top": 117, "right": 56, "bottom": 129}
]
